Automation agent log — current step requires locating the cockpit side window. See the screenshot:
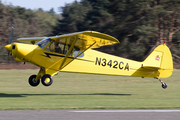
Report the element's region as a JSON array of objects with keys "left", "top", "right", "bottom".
[
  {"left": 36, "top": 37, "right": 84, "bottom": 57},
  {"left": 53, "top": 42, "right": 62, "bottom": 54},
  {"left": 73, "top": 50, "right": 84, "bottom": 57},
  {"left": 47, "top": 41, "right": 55, "bottom": 52},
  {"left": 53, "top": 42, "right": 84, "bottom": 57}
]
